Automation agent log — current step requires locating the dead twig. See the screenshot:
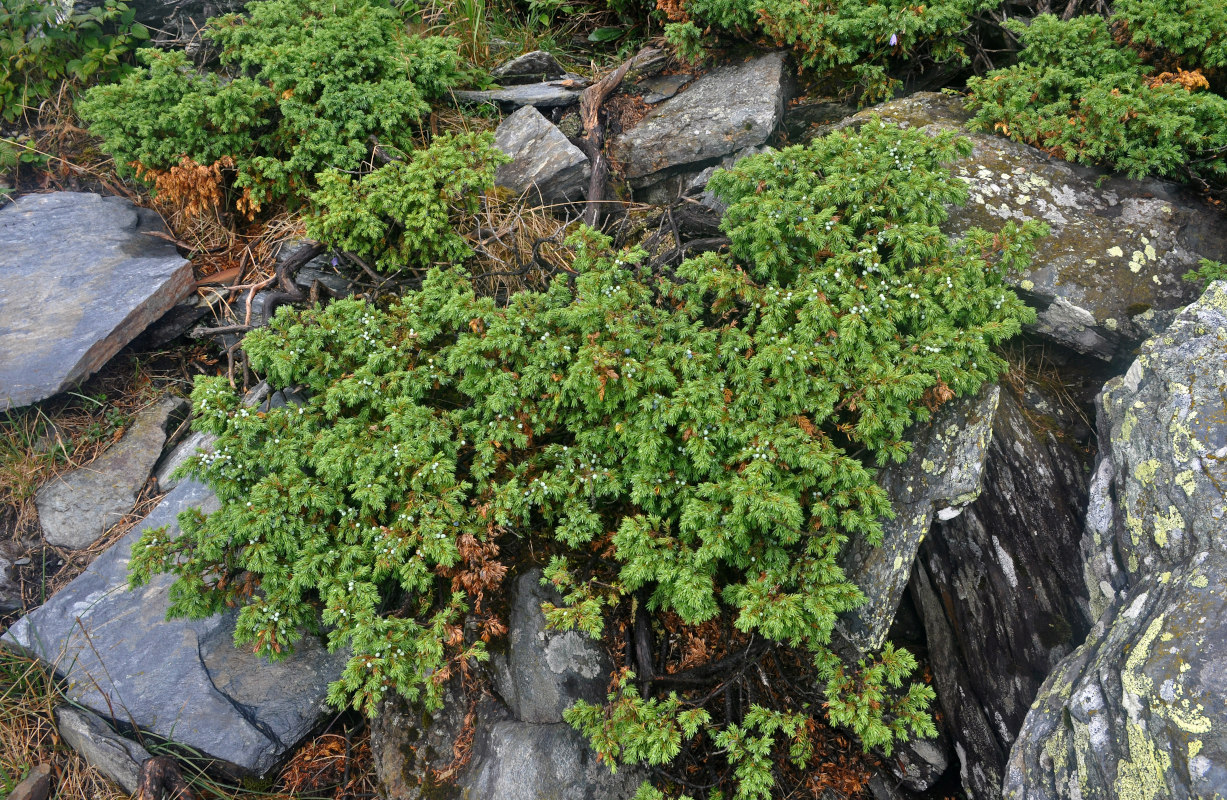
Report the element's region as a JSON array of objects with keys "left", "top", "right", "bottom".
[{"left": 578, "top": 47, "right": 662, "bottom": 228}]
